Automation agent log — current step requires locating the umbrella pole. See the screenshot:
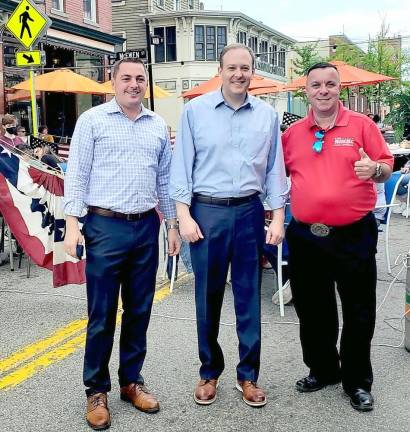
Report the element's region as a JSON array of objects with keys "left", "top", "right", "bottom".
[{"left": 346, "top": 87, "right": 351, "bottom": 110}]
